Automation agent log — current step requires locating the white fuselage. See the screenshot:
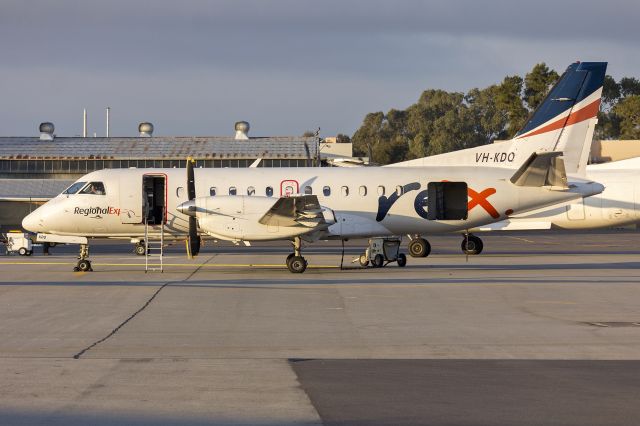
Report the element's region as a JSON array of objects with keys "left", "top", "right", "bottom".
[
  {"left": 22, "top": 166, "right": 597, "bottom": 241},
  {"left": 502, "top": 162, "right": 640, "bottom": 230}
]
